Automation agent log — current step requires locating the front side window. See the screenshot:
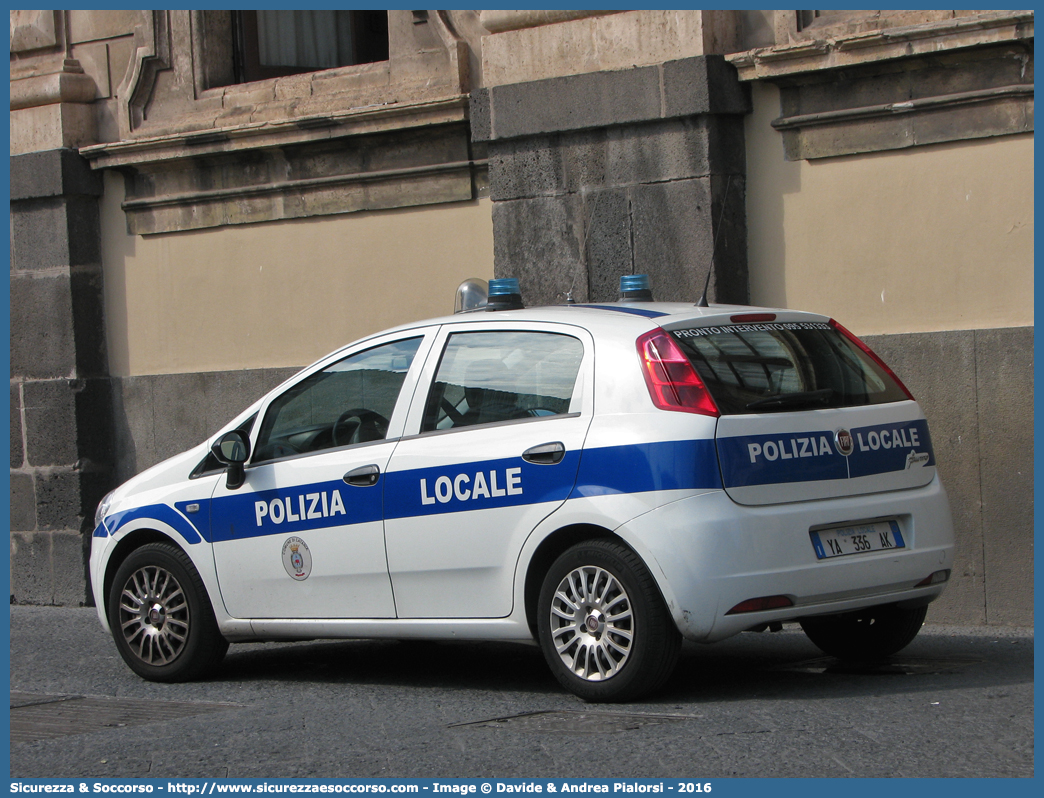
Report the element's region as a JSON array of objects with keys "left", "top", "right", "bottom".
[
  {"left": 422, "top": 331, "right": 584, "bottom": 432},
  {"left": 254, "top": 337, "right": 421, "bottom": 463}
]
